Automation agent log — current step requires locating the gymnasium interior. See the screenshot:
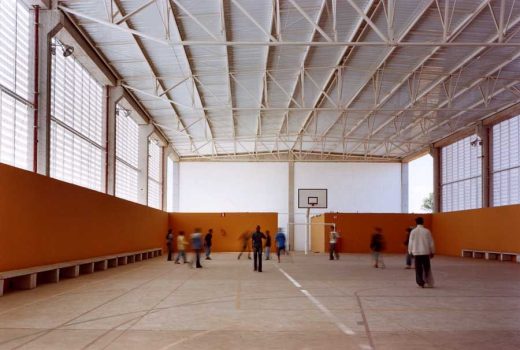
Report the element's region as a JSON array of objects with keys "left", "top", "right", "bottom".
[{"left": 1, "top": 0, "right": 520, "bottom": 349}]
